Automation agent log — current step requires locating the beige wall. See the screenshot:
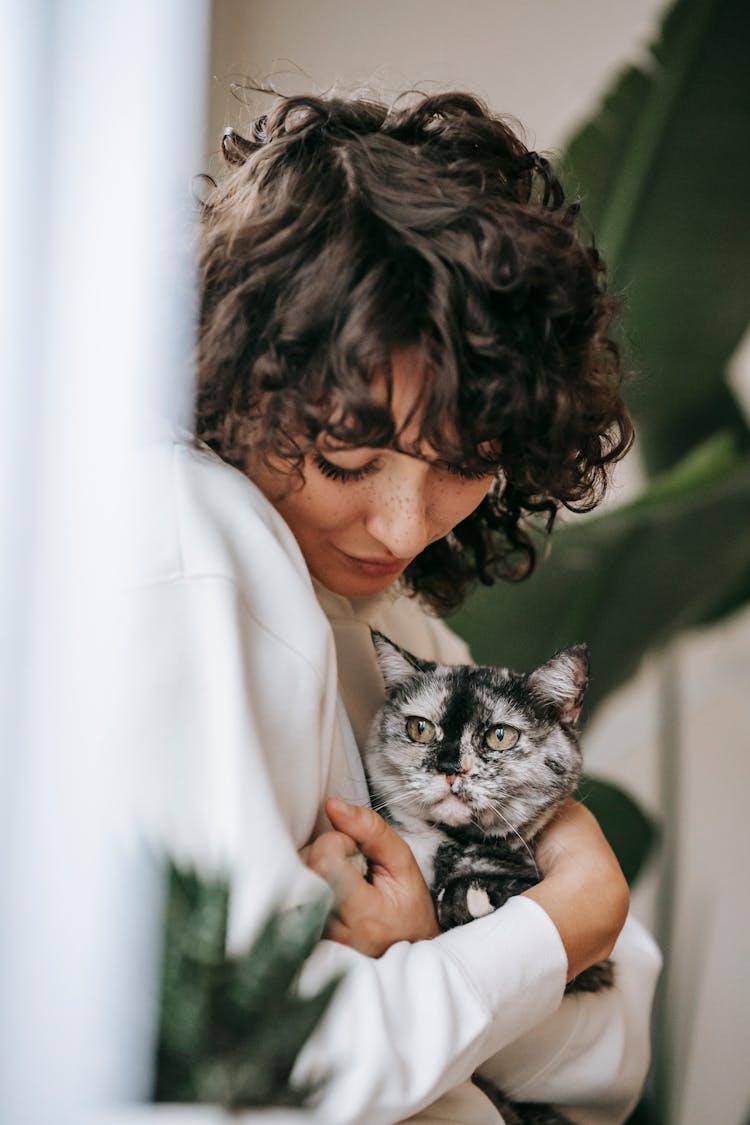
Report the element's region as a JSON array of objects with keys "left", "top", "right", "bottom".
[
  {"left": 586, "top": 608, "right": 750, "bottom": 1125},
  {"left": 207, "top": 5, "right": 750, "bottom": 1123},
  {"left": 205, "top": 0, "right": 664, "bottom": 163}
]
